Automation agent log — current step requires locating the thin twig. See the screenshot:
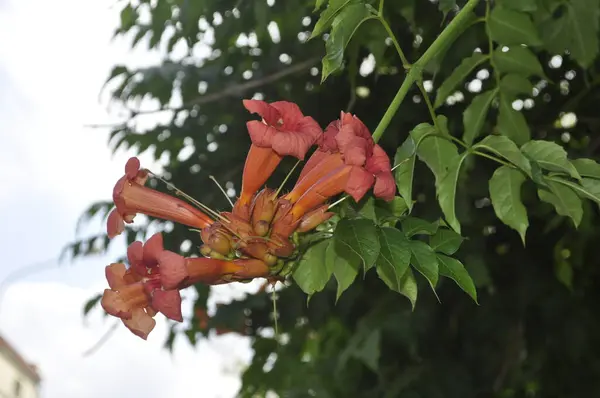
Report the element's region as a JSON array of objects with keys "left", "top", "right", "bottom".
[{"left": 82, "top": 321, "right": 120, "bottom": 357}]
